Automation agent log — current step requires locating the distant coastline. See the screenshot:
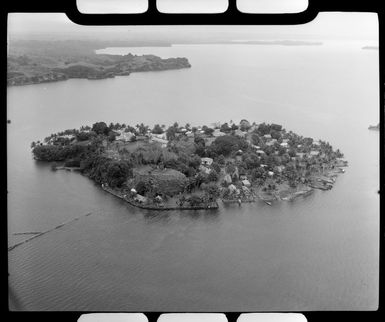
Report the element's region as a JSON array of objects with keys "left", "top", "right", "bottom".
[
  {"left": 368, "top": 123, "right": 379, "bottom": 130},
  {"left": 7, "top": 39, "right": 191, "bottom": 86},
  {"left": 7, "top": 55, "right": 191, "bottom": 86},
  {"left": 362, "top": 46, "right": 379, "bottom": 50},
  {"left": 223, "top": 40, "right": 323, "bottom": 46},
  {"left": 7, "top": 38, "right": 326, "bottom": 87}
]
